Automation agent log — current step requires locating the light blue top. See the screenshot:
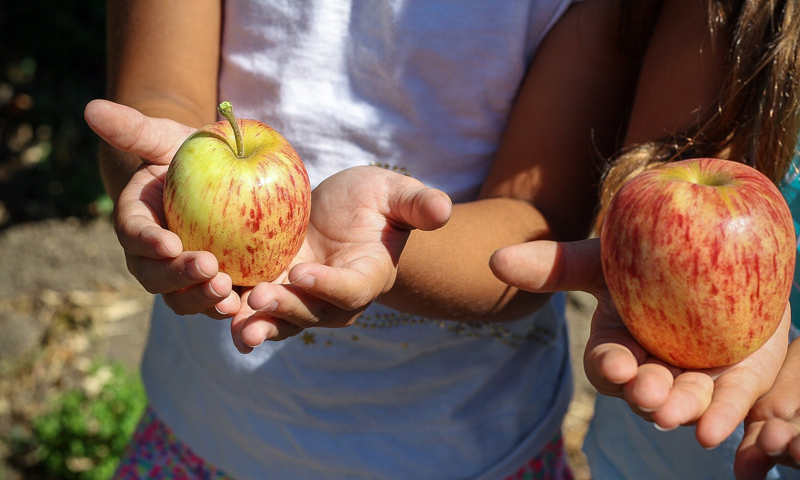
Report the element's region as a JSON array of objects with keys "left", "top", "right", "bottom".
[
  {"left": 778, "top": 154, "right": 800, "bottom": 328},
  {"left": 140, "top": 1, "right": 582, "bottom": 479}
]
